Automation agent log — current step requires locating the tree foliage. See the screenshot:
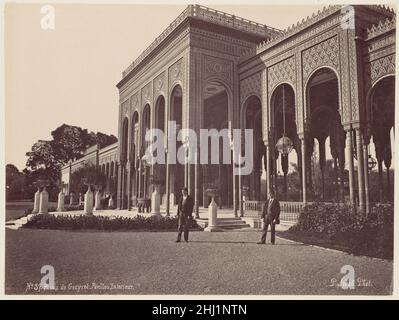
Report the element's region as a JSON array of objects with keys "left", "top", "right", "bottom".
[
  {"left": 6, "top": 164, "right": 26, "bottom": 200},
  {"left": 70, "top": 164, "right": 107, "bottom": 195},
  {"left": 50, "top": 124, "right": 117, "bottom": 164},
  {"left": 10, "top": 124, "right": 117, "bottom": 201}
]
